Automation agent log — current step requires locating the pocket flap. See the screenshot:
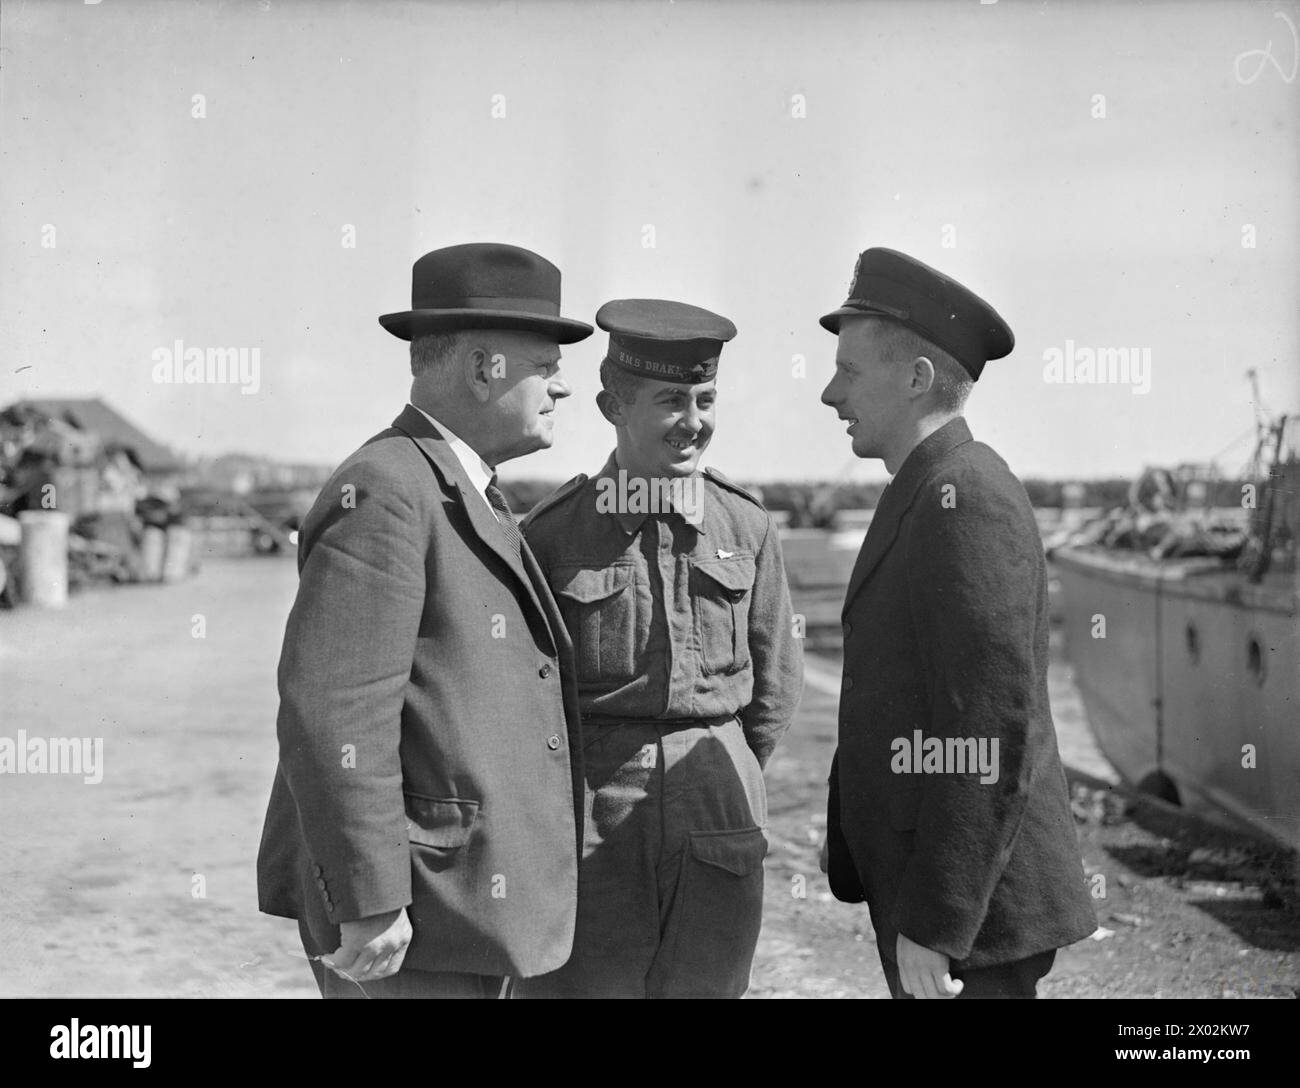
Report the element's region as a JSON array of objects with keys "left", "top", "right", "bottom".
[
  {"left": 688, "top": 827, "right": 768, "bottom": 876},
  {"left": 404, "top": 795, "right": 480, "bottom": 849},
  {"left": 692, "top": 555, "right": 756, "bottom": 596},
  {"left": 554, "top": 565, "right": 633, "bottom": 604}
]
